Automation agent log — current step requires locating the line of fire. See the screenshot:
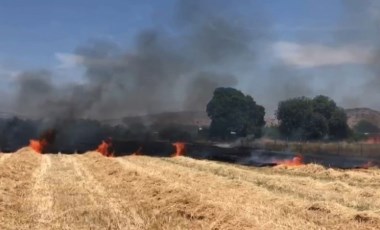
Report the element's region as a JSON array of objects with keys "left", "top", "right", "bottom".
[{"left": 0, "top": 112, "right": 379, "bottom": 170}]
